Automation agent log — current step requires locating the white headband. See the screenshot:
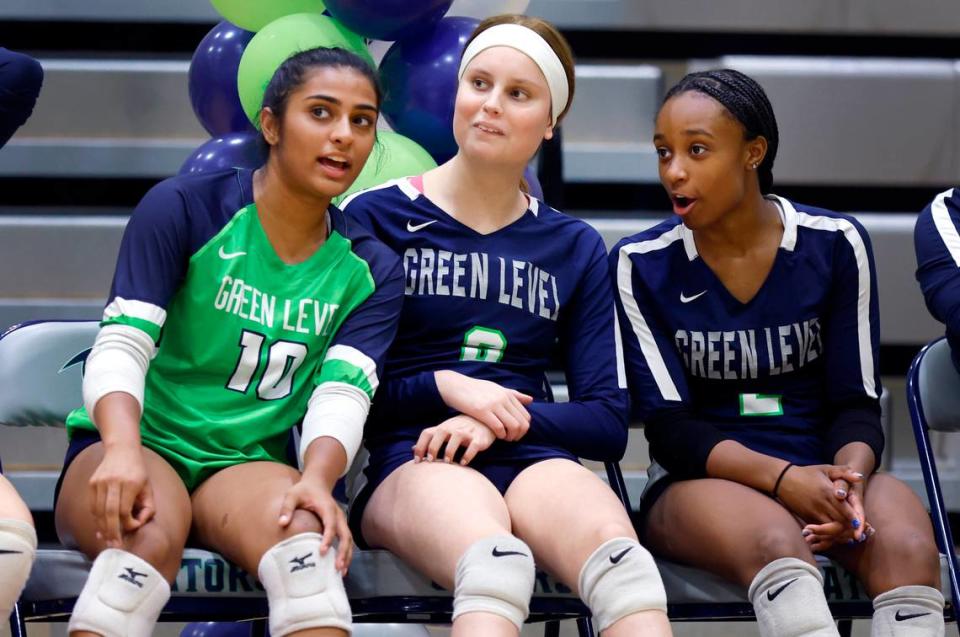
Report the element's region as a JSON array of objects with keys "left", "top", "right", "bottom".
[{"left": 457, "top": 23, "right": 569, "bottom": 126}]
